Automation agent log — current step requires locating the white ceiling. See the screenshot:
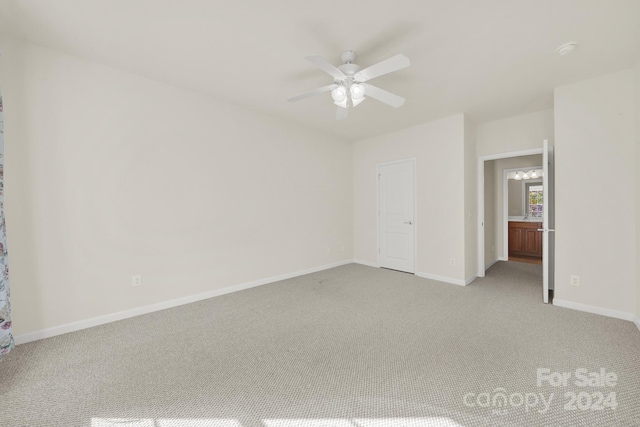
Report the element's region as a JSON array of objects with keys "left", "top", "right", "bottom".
[{"left": 0, "top": 0, "right": 638, "bottom": 141}]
